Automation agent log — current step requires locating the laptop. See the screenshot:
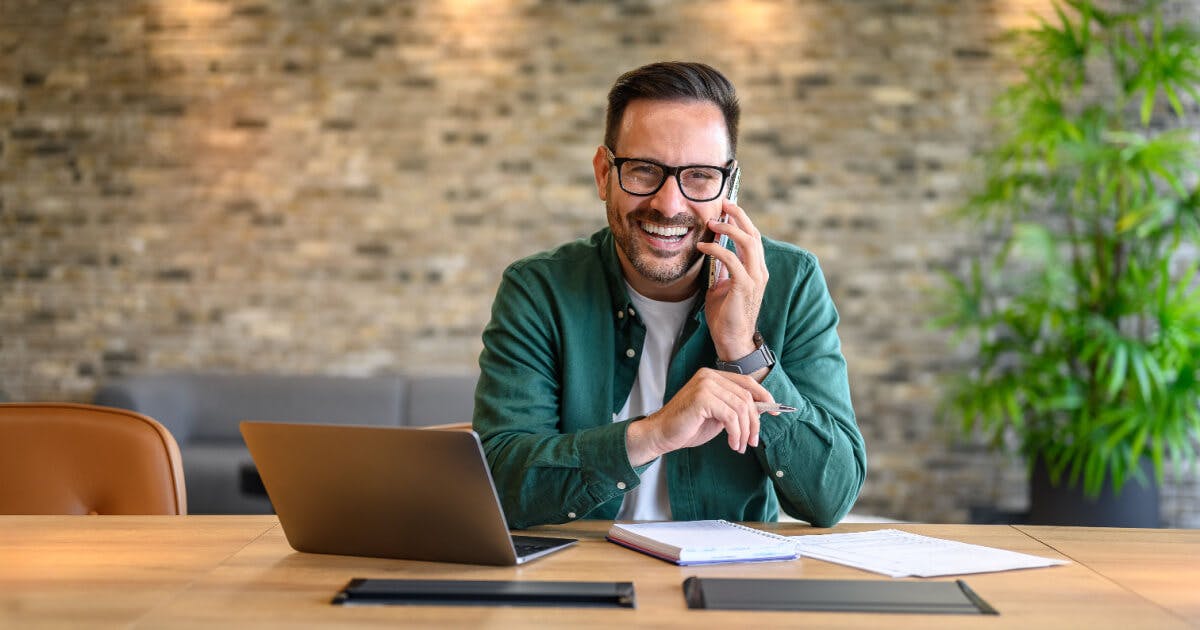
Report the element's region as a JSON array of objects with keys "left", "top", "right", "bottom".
[{"left": 240, "top": 421, "right": 577, "bottom": 565}]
